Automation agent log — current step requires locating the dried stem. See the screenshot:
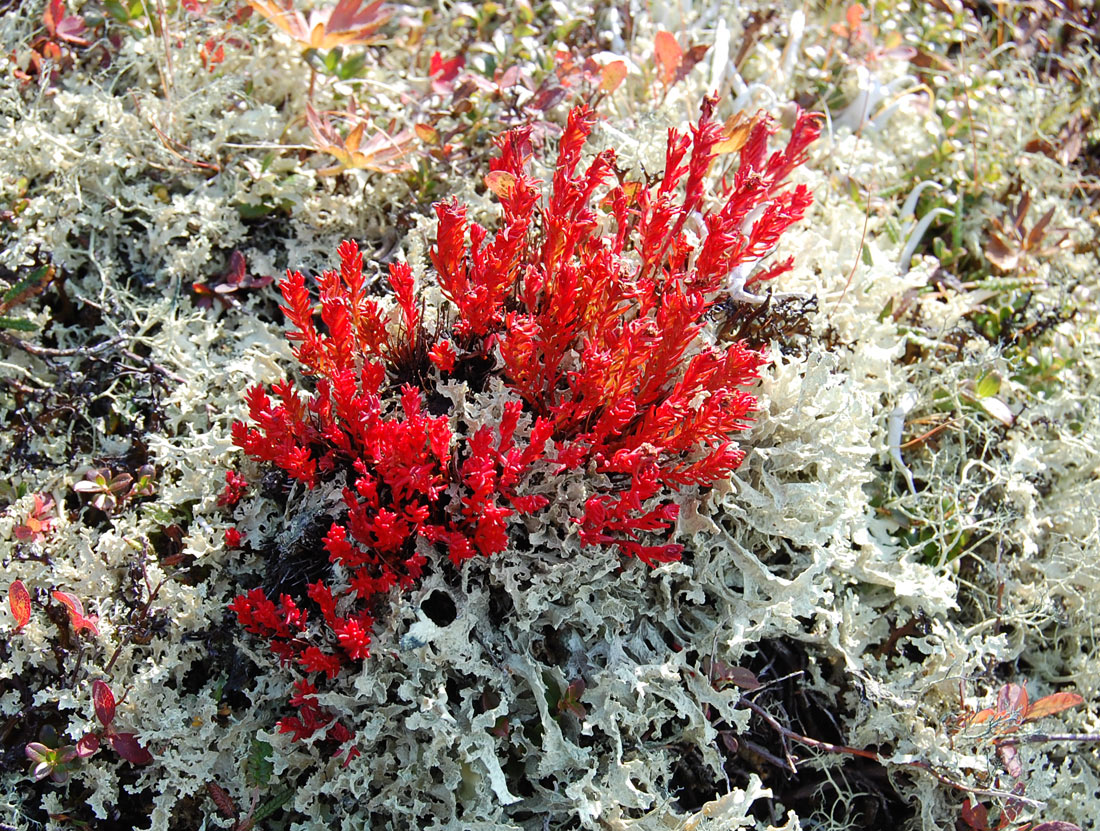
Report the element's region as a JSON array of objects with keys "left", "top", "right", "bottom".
[{"left": 739, "top": 697, "right": 1047, "bottom": 810}]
